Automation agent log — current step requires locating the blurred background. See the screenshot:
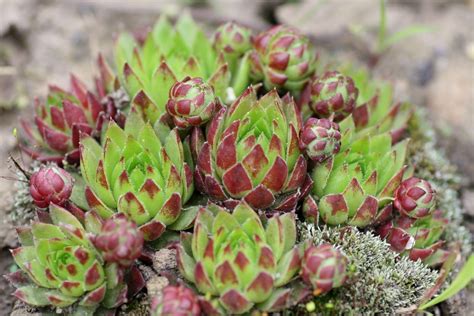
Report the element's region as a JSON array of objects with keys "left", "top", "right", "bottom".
[{"left": 0, "top": 0, "right": 473, "bottom": 313}]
